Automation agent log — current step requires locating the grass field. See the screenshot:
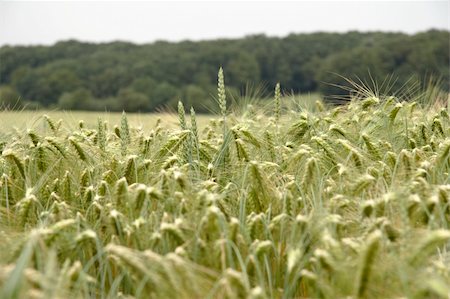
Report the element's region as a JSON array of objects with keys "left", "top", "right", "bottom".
[
  {"left": 0, "top": 78, "right": 449, "bottom": 298},
  {"left": 0, "top": 92, "right": 323, "bottom": 132},
  {"left": 0, "top": 110, "right": 216, "bottom": 132}
]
